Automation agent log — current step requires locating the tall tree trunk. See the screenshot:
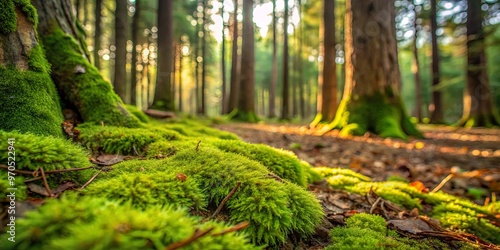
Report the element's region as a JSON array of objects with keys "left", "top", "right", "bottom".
[
  {"left": 32, "top": 0, "right": 140, "bottom": 127},
  {"left": 0, "top": 0, "right": 64, "bottom": 137},
  {"left": 200, "top": 0, "right": 208, "bottom": 115},
  {"left": 179, "top": 46, "right": 183, "bottom": 112},
  {"left": 113, "top": 0, "right": 128, "bottom": 103},
  {"left": 457, "top": 0, "right": 499, "bottom": 127},
  {"left": 221, "top": 1, "right": 227, "bottom": 114},
  {"left": 93, "top": 0, "right": 102, "bottom": 69},
  {"left": 331, "top": 0, "right": 422, "bottom": 139},
  {"left": 130, "top": 0, "right": 140, "bottom": 105},
  {"left": 233, "top": 0, "right": 256, "bottom": 121},
  {"left": 281, "top": 0, "right": 290, "bottom": 120},
  {"left": 429, "top": 0, "right": 443, "bottom": 123},
  {"left": 298, "top": 0, "right": 305, "bottom": 119},
  {"left": 268, "top": 0, "right": 278, "bottom": 118},
  {"left": 412, "top": 0, "right": 422, "bottom": 122},
  {"left": 321, "top": 0, "right": 337, "bottom": 122},
  {"left": 152, "top": 0, "right": 175, "bottom": 111},
  {"left": 172, "top": 41, "right": 177, "bottom": 108},
  {"left": 227, "top": 0, "right": 240, "bottom": 113}
]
